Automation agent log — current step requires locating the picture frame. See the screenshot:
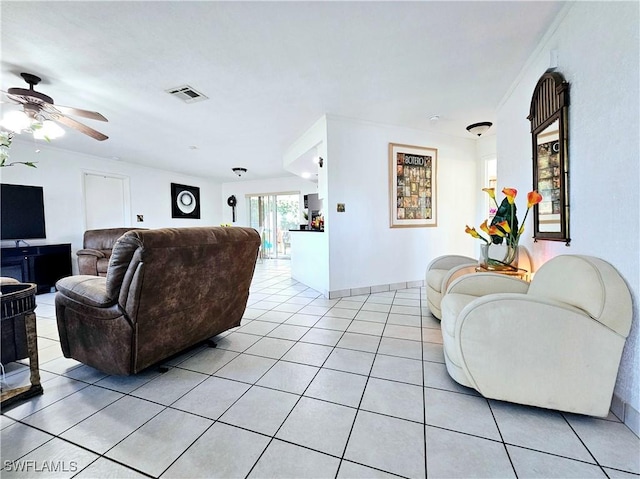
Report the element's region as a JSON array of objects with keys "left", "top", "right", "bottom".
[
  {"left": 389, "top": 143, "right": 437, "bottom": 228},
  {"left": 171, "top": 183, "right": 201, "bottom": 219}
]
